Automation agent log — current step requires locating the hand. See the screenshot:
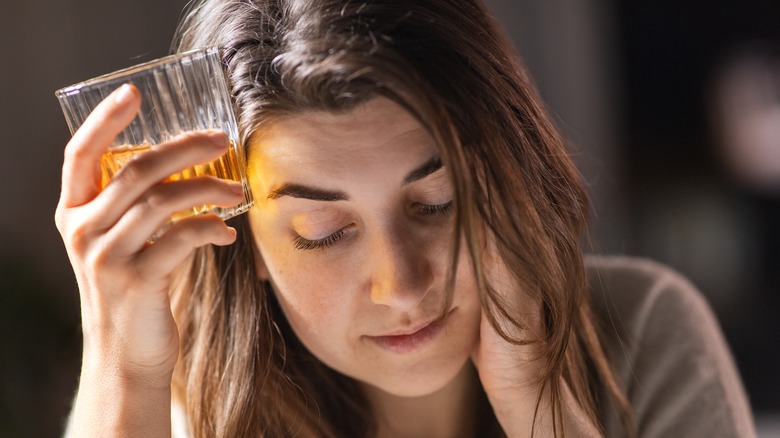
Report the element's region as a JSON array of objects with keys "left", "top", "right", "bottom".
[
  {"left": 55, "top": 83, "right": 242, "bottom": 389},
  {"left": 470, "top": 235, "right": 551, "bottom": 436},
  {"left": 470, "top": 236, "right": 603, "bottom": 437}
]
